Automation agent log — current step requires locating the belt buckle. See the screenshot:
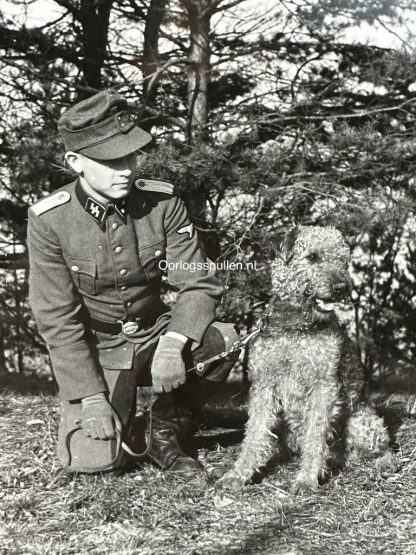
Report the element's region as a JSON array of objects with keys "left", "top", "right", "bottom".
[{"left": 119, "top": 319, "right": 140, "bottom": 335}]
